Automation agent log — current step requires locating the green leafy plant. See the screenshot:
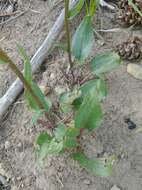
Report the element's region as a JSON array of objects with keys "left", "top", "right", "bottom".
[{"left": 0, "top": 0, "right": 122, "bottom": 176}]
